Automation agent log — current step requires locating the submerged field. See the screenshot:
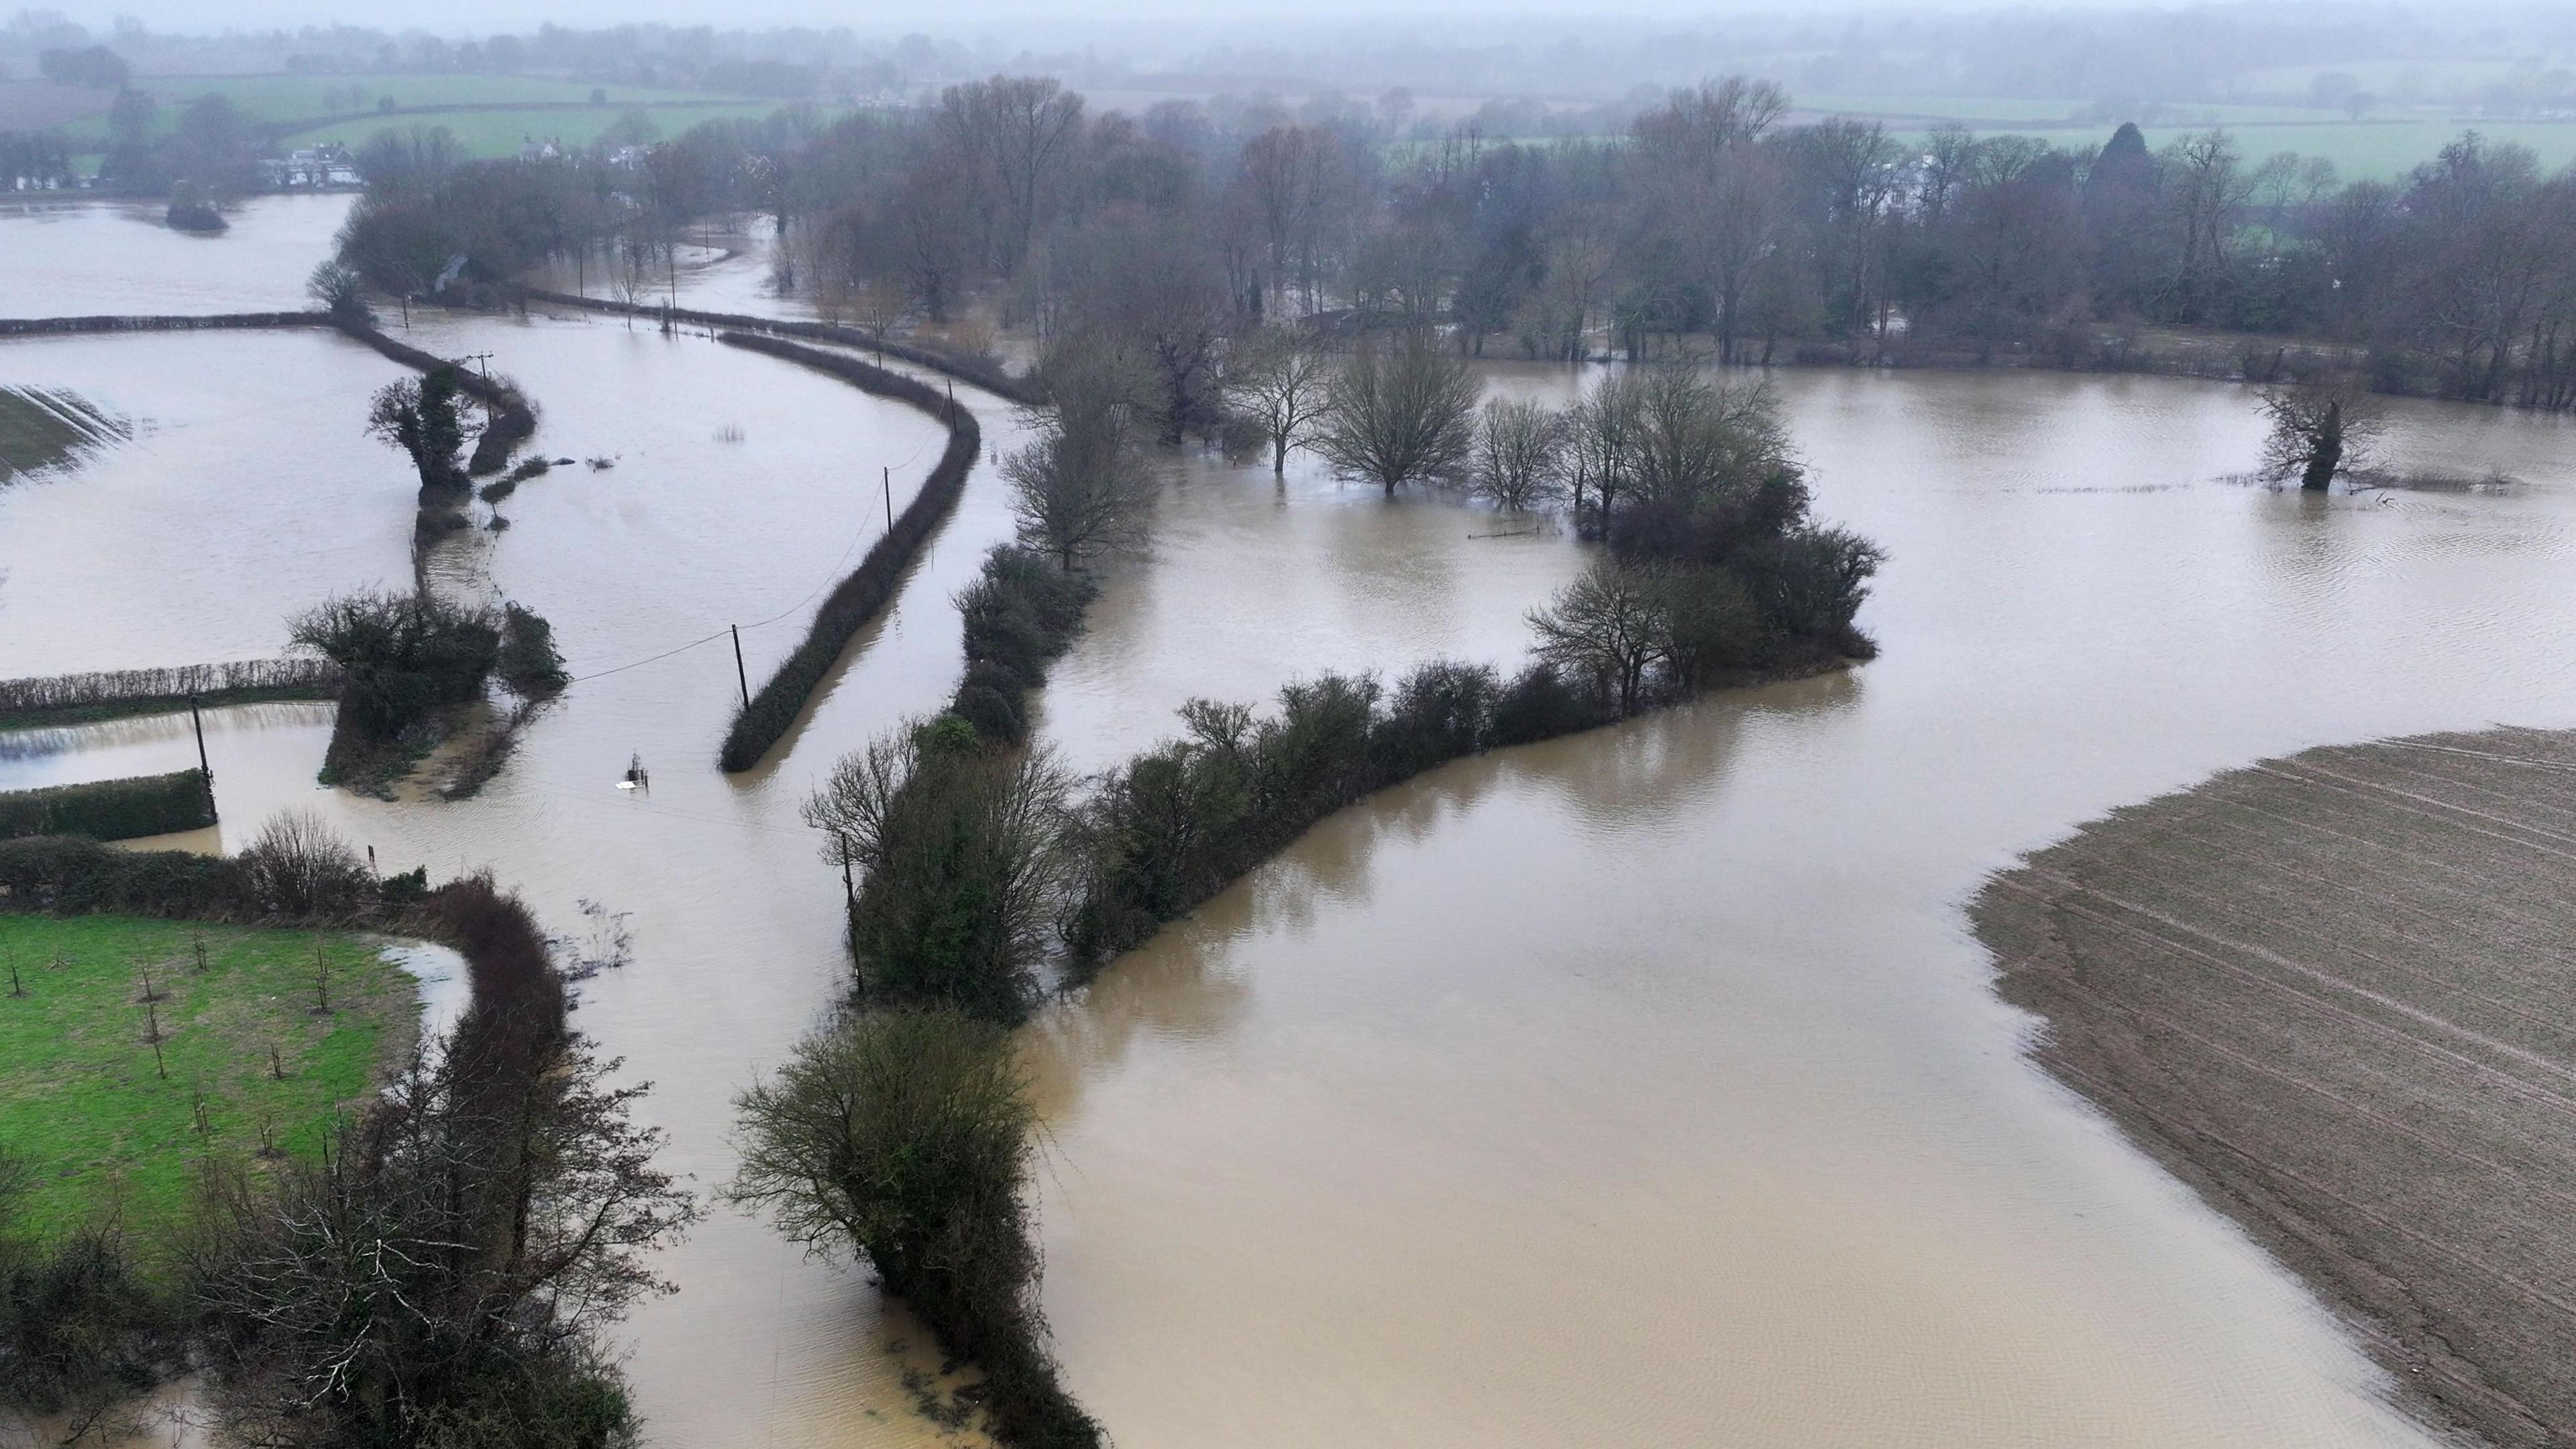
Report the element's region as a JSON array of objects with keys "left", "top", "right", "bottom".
[
  {"left": 1976, "top": 727, "right": 2576, "bottom": 1447},
  {"left": 0, "top": 914, "right": 418, "bottom": 1256}
]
